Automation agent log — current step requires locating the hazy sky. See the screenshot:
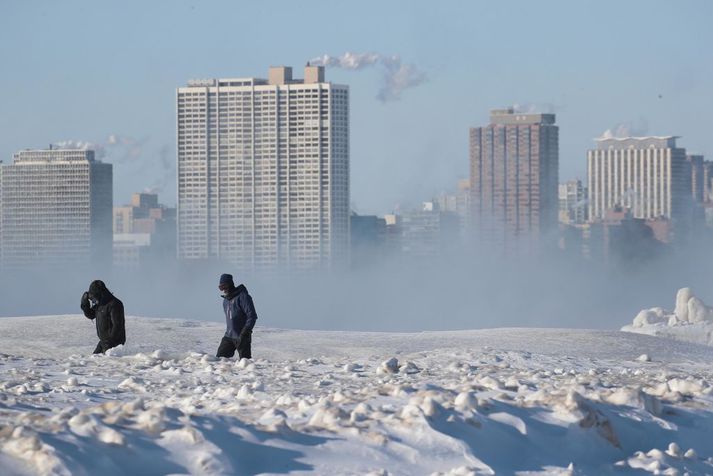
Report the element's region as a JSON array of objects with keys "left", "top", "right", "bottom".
[{"left": 1, "top": 0, "right": 711, "bottom": 214}]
